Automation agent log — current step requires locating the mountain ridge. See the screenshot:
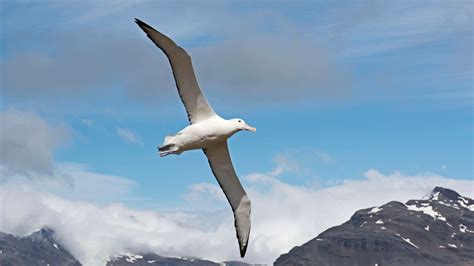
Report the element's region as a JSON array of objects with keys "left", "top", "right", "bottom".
[
  {"left": 0, "top": 227, "right": 81, "bottom": 266},
  {"left": 1, "top": 187, "right": 472, "bottom": 265},
  {"left": 275, "top": 186, "right": 474, "bottom": 265}
]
